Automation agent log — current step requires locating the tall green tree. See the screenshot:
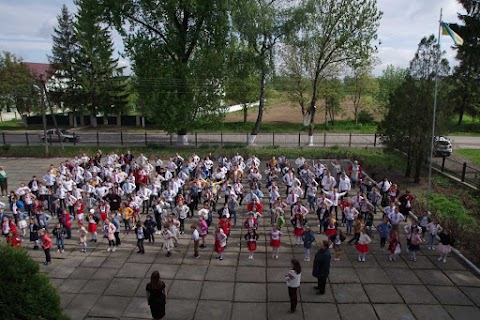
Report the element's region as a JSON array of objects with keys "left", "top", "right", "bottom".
[
  {"left": 74, "top": 0, "right": 128, "bottom": 127},
  {"left": 101, "top": 0, "right": 230, "bottom": 139},
  {"left": 375, "top": 65, "right": 407, "bottom": 114},
  {"left": 231, "top": 0, "right": 296, "bottom": 143},
  {"left": 451, "top": 0, "right": 480, "bottom": 125},
  {"left": 380, "top": 35, "right": 451, "bottom": 182},
  {"left": 0, "top": 52, "right": 38, "bottom": 117},
  {"left": 48, "top": 4, "right": 81, "bottom": 125},
  {"left": 225, "top": 42, "right": 259, "bottom": 123},
  {"left": 288, "top": 0, "right": 381, "bottom": 144},
  {"left": 344, "top": 63, "right": 378, "bottom": 125},
  {"left": 319, "top": 77, "right": 345, "bottom": 125}
]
